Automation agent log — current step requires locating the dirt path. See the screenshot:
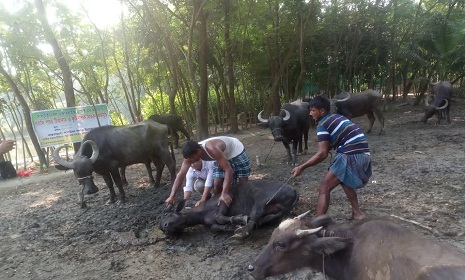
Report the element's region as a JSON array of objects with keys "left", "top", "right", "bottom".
[{"left": 1, "top": 98, "right": 464, "bottom": 280}]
